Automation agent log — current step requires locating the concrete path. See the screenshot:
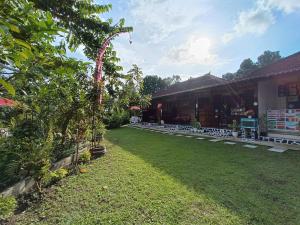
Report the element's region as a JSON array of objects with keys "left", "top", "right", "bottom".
[
  {"left": 209, "top": 139, "right": 223, "bottom": 142},
  {"left": 268, "top": 147, "right": 288, "bottom": 153},
  {"left": 224, "top": 142, "right": 236, "bottom": 145},
  {"left": 243, "top": 144, "right": 258, "bottom": 149},
  {"left": 196, "top": 137, "right": 205, "bottom": 140}
]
